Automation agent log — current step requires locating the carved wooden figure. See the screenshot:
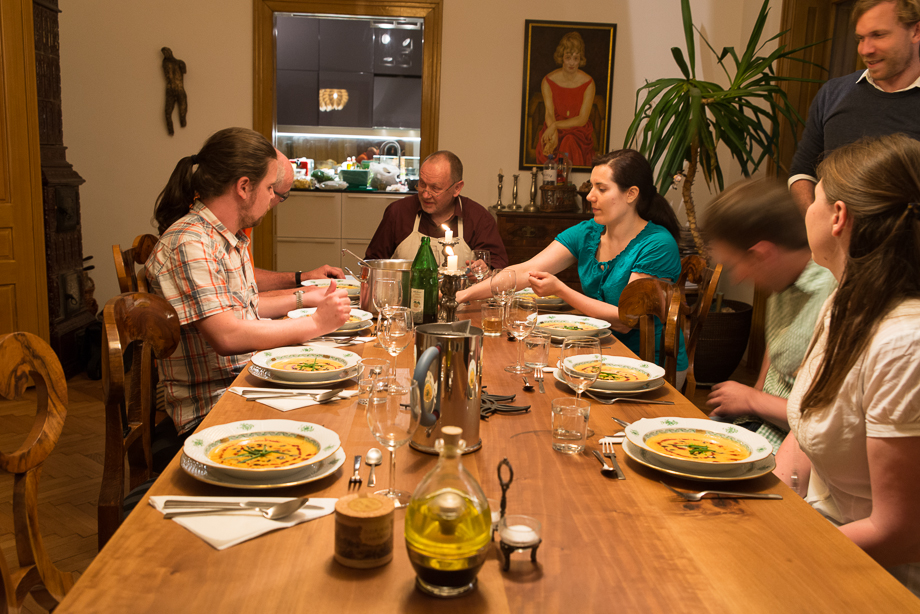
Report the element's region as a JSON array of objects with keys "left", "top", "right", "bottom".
[
  {"left": 0, "top": 332, "right": 75, "bottom": 612},
  {"left": 161, "top": 47, "right": 187, "bottom": 136}
]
